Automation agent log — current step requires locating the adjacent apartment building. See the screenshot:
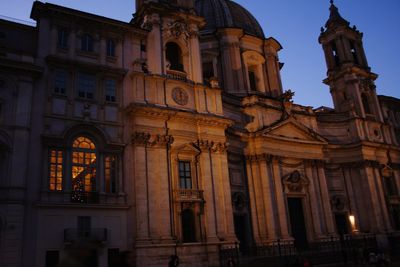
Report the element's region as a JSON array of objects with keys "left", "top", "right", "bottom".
[{"left": 0, "top": 0, "right": 399, "bottom": 266}]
